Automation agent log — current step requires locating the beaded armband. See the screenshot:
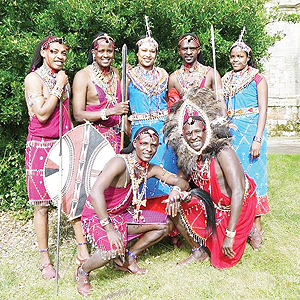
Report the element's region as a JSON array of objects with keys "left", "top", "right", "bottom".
[
  {"left": 253, "top": 136, "right": 262, "bottom": 143},
  {"left": 100, "top": 216, "right": 111, "bottom": 227},
  {"left": 100, "top": 109, "right": 109, "bottom": 120},
  {"left": 50, "top": 85, "right": 63, "bottom": 99},
  {"left": 160, "top": 169, "right": 172, "bottom": 185},
  {"left": 225, "top": 229, "right": 236, "bottom": 238},
  {"left": 28, "top": 92, "right": 43, "bottom": 107}
]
